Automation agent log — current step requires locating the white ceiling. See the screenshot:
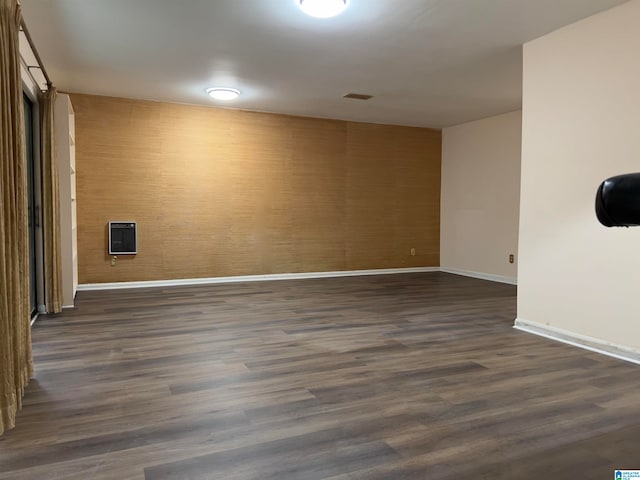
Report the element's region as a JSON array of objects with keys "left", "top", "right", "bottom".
[{"left": 21, "top": 0, "right": 628, "bottom": 128}]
